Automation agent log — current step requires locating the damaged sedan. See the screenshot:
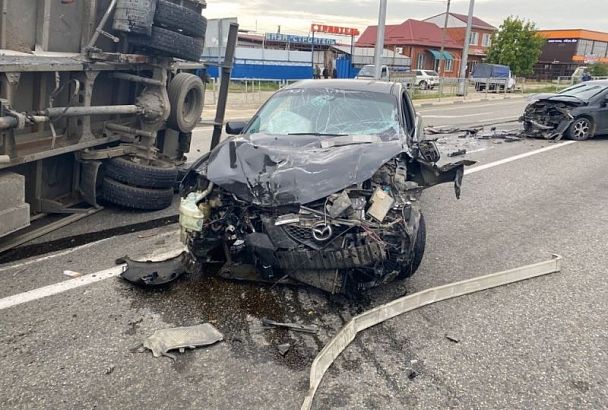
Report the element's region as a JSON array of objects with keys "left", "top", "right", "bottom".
[
  {"left": 179, "top": 80, "right": 472, "bottom": 294},
  {"left": 521, "top": 80, "right": 608, "bottom": 140}
]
